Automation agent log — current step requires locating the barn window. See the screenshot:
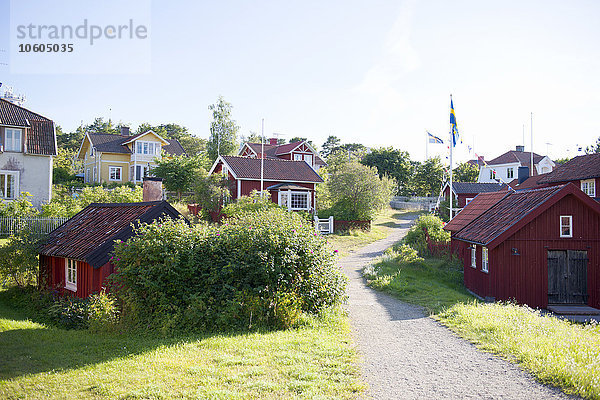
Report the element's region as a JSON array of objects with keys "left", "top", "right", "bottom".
[
  {"left": 470, "top": 245, "right": 476, "bottom": 268},
  {"left": 581, "top": 179, "right": 596, "bottom": 197},
  {"left": 65, "top": 258, "right": 77, "bottom": 292},
  {"left": 560, "top": 215, "right": 572, "bottom": 238},
  {"left": 482, "top": 247, "right": 489, "bottom": 273}
]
